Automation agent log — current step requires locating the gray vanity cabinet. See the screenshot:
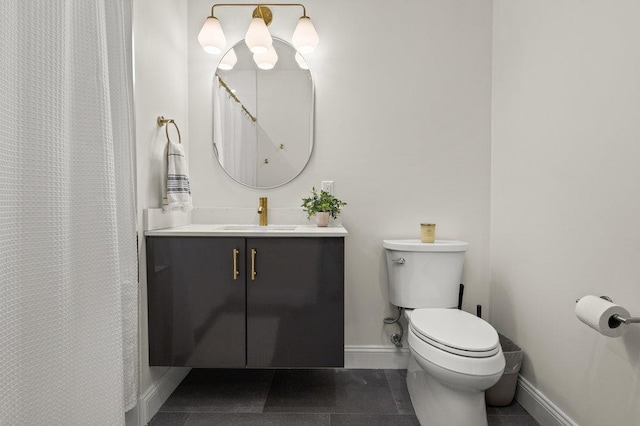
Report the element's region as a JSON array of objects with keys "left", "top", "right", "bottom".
[
  {"left": 146, "top": 237, "right": 246, "bottom": 367},
  {"left": 246, "top": 237, "right": 344, "bottom": 368},
  {"left": 146, "top": 236, "right": 344, "bottom": 368}
]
